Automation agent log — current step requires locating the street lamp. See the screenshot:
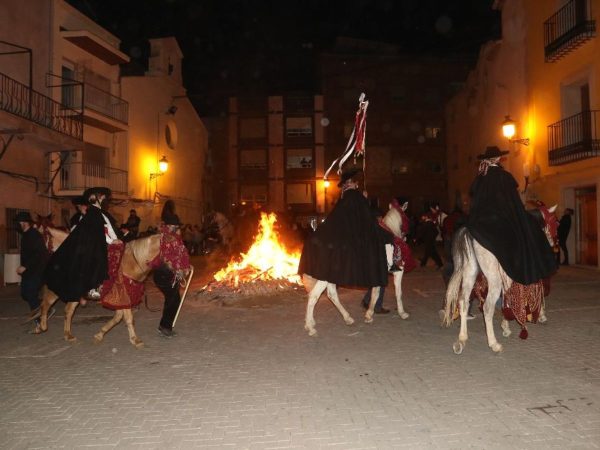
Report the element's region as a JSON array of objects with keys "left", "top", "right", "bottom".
[
  {"left": 150, "top": 155, "right": 169, "bottom": 180},
  {"left": 502, "top": 115, "right": 530, "bottom": 145}
]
